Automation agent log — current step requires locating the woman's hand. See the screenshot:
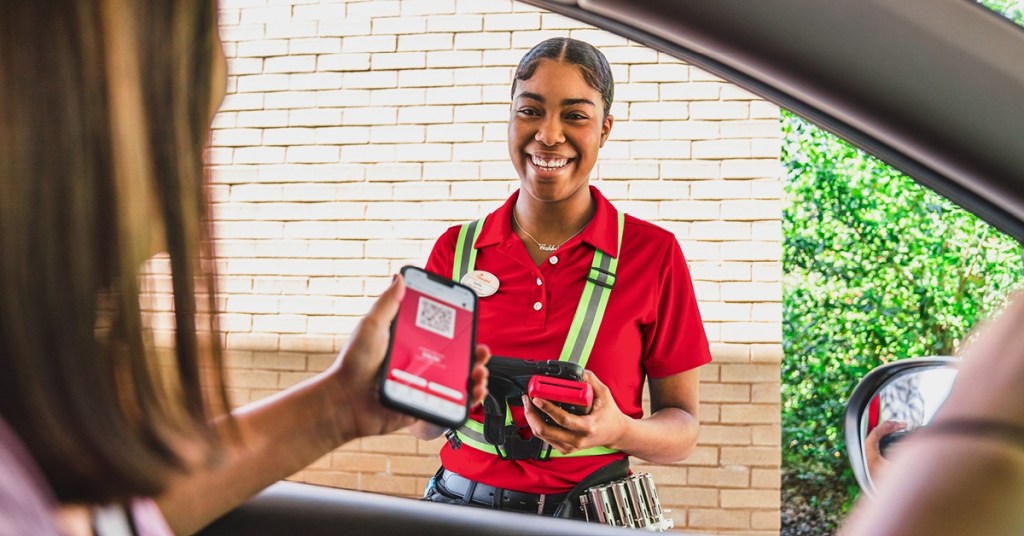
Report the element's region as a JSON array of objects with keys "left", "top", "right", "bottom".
[
  {"left": 325, "top": 275, "right": 414, "bottom": 441},
  {"left": 865, "top": 420, "right": 907, "bottom": 483},
  {"left": 521, "top": 370, "right": 628, "bottom": 454},
  {"left": 327, "top": 275, "right": 492, "bottom": 441}
]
